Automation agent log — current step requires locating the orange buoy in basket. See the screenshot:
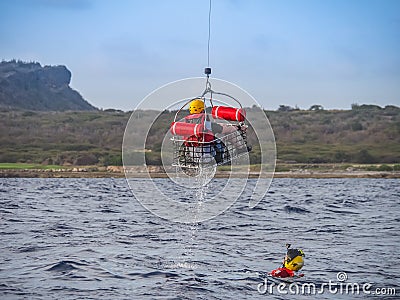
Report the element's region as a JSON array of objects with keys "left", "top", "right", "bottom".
[
  {"left": 211, "top": 106, "right": 246, "bottom": 122},
  {"left": 170, "top": 122, "right": 203, "bottom": 137}
]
